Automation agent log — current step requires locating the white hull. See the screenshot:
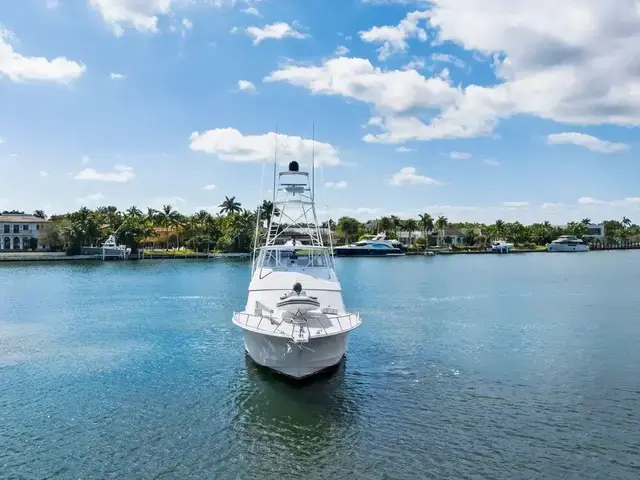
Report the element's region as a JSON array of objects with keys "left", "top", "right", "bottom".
[
  {"left": 547, "top": 244, "right": 589, "bottom": 252},
  {"left": 243, "top": 330, "right": 348, "bottom": 379}
]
